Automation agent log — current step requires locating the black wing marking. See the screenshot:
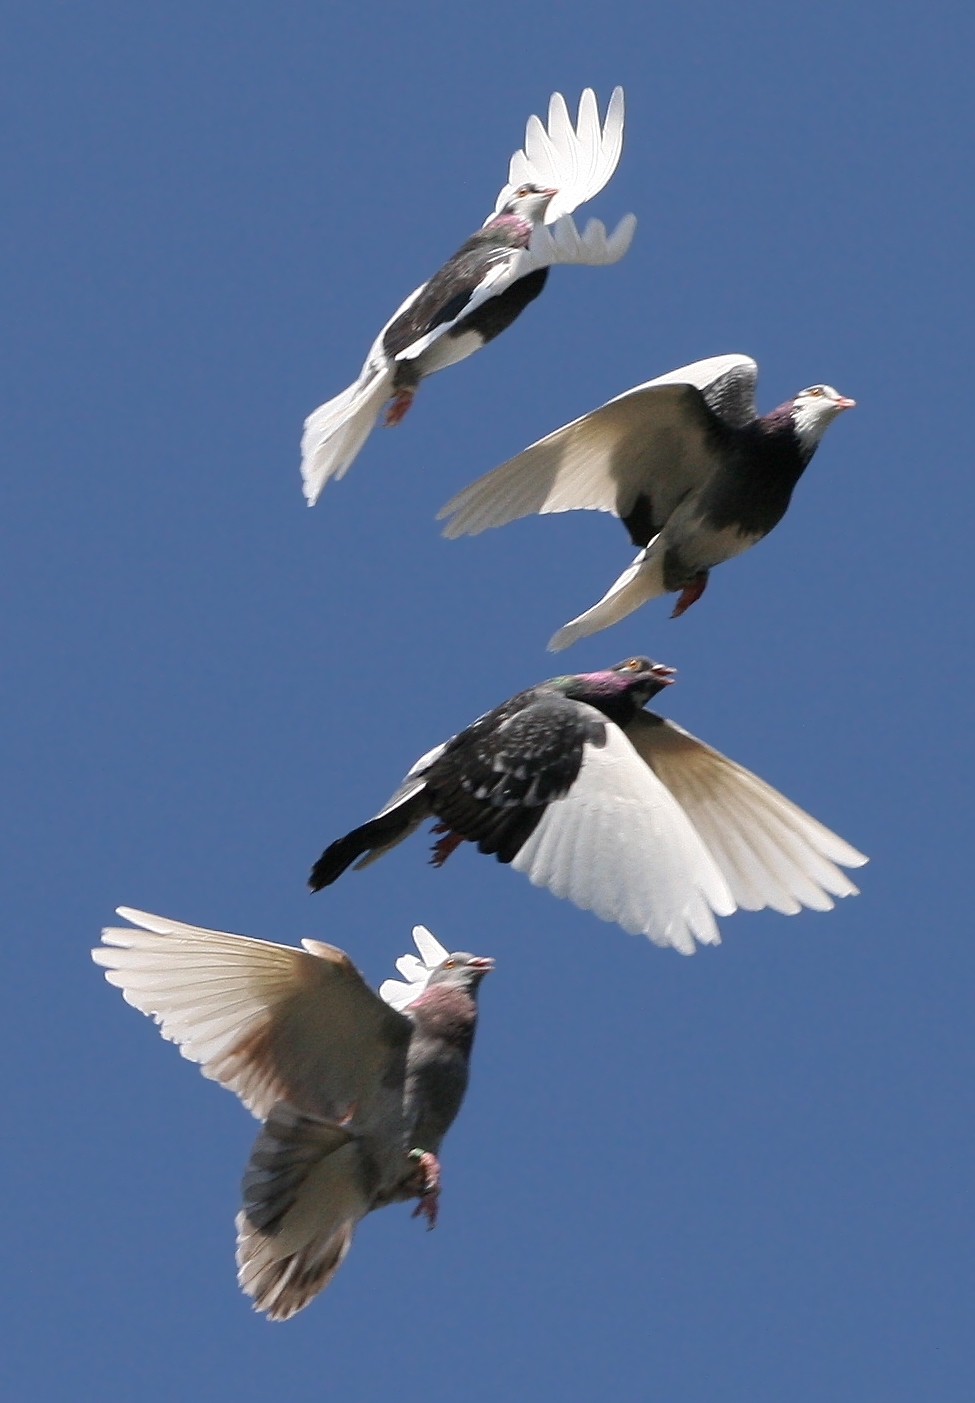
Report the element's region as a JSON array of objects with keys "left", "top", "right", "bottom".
[
  {"left": 424, "top": 692, "right": 607, "bottom": 862},
  {"left": 699, "top": 361, "right": 759, "bottom": 430},
  {"left": 447, "top": 268, "right": 549, "bottom": 346},
  {"left": 383, "top": 228, "right": 524, "bottom": 359}
]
